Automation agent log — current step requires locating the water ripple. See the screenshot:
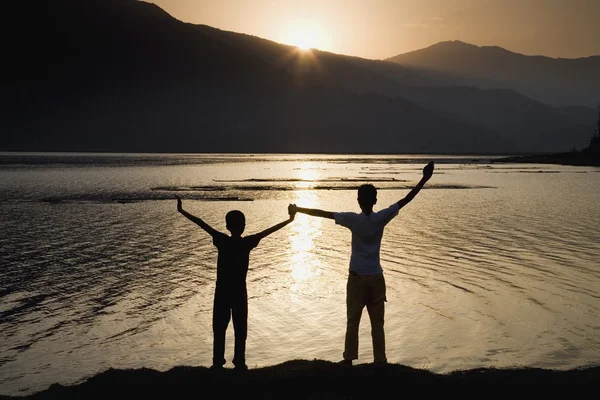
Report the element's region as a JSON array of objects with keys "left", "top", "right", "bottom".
[{"left": 1, "top": 154, "right": 599, "bottom": 396}]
